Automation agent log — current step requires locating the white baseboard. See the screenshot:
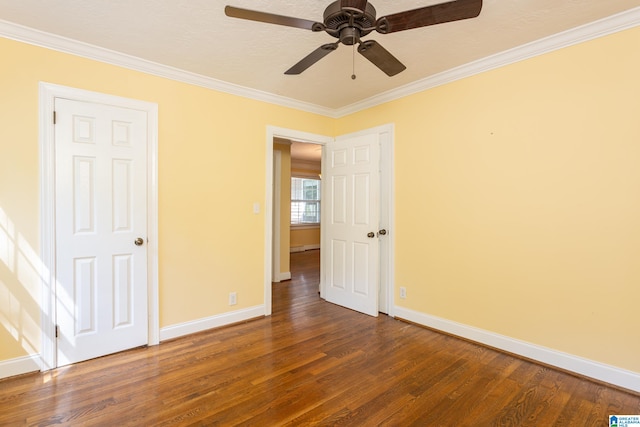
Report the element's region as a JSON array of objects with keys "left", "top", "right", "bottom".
[
  {"left": 394, "top": 306, "right": 640, "bottom": 393},
  {"left": 279, "top": 272, "right": 291, "bottom": 281},
  {"left": 290, "top": 244, "right": 320, "bottom": 253},
  {"left": 159, "top": 305, "right": 265, "bottom": 342},
  {"left": 1, "top": 306, "right": 265, "bottom": 378},
  {"left": 0, "top": 354, "right": 41, "bottom": 380},
  {"left": 272, "top": 272, "right": 291, "bottom": 283}
]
